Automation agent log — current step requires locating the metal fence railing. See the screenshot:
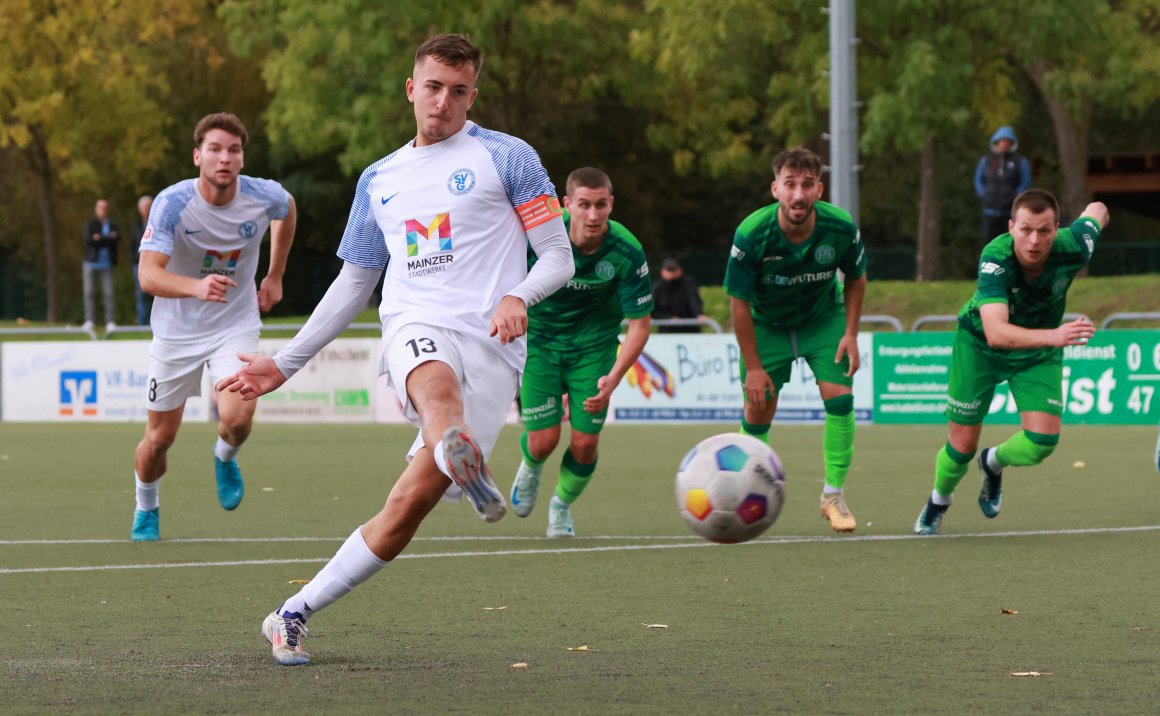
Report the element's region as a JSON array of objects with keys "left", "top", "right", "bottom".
[
  {"left": 910, "top": 313, "right": 1085, "bottom": 332},
  {"left": 1100, "top": 312, "right": 1160, "bottom": 330}
]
